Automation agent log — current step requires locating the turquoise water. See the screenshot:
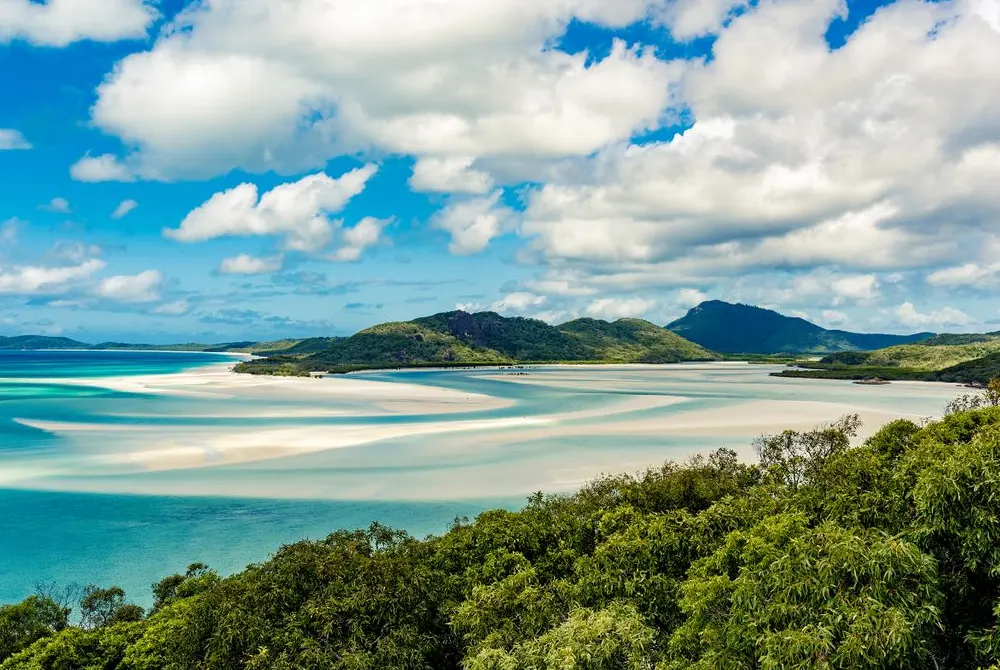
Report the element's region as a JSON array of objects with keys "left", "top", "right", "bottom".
[{"left": 0, "top": 351, "right": 965, "bottom": 606}]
